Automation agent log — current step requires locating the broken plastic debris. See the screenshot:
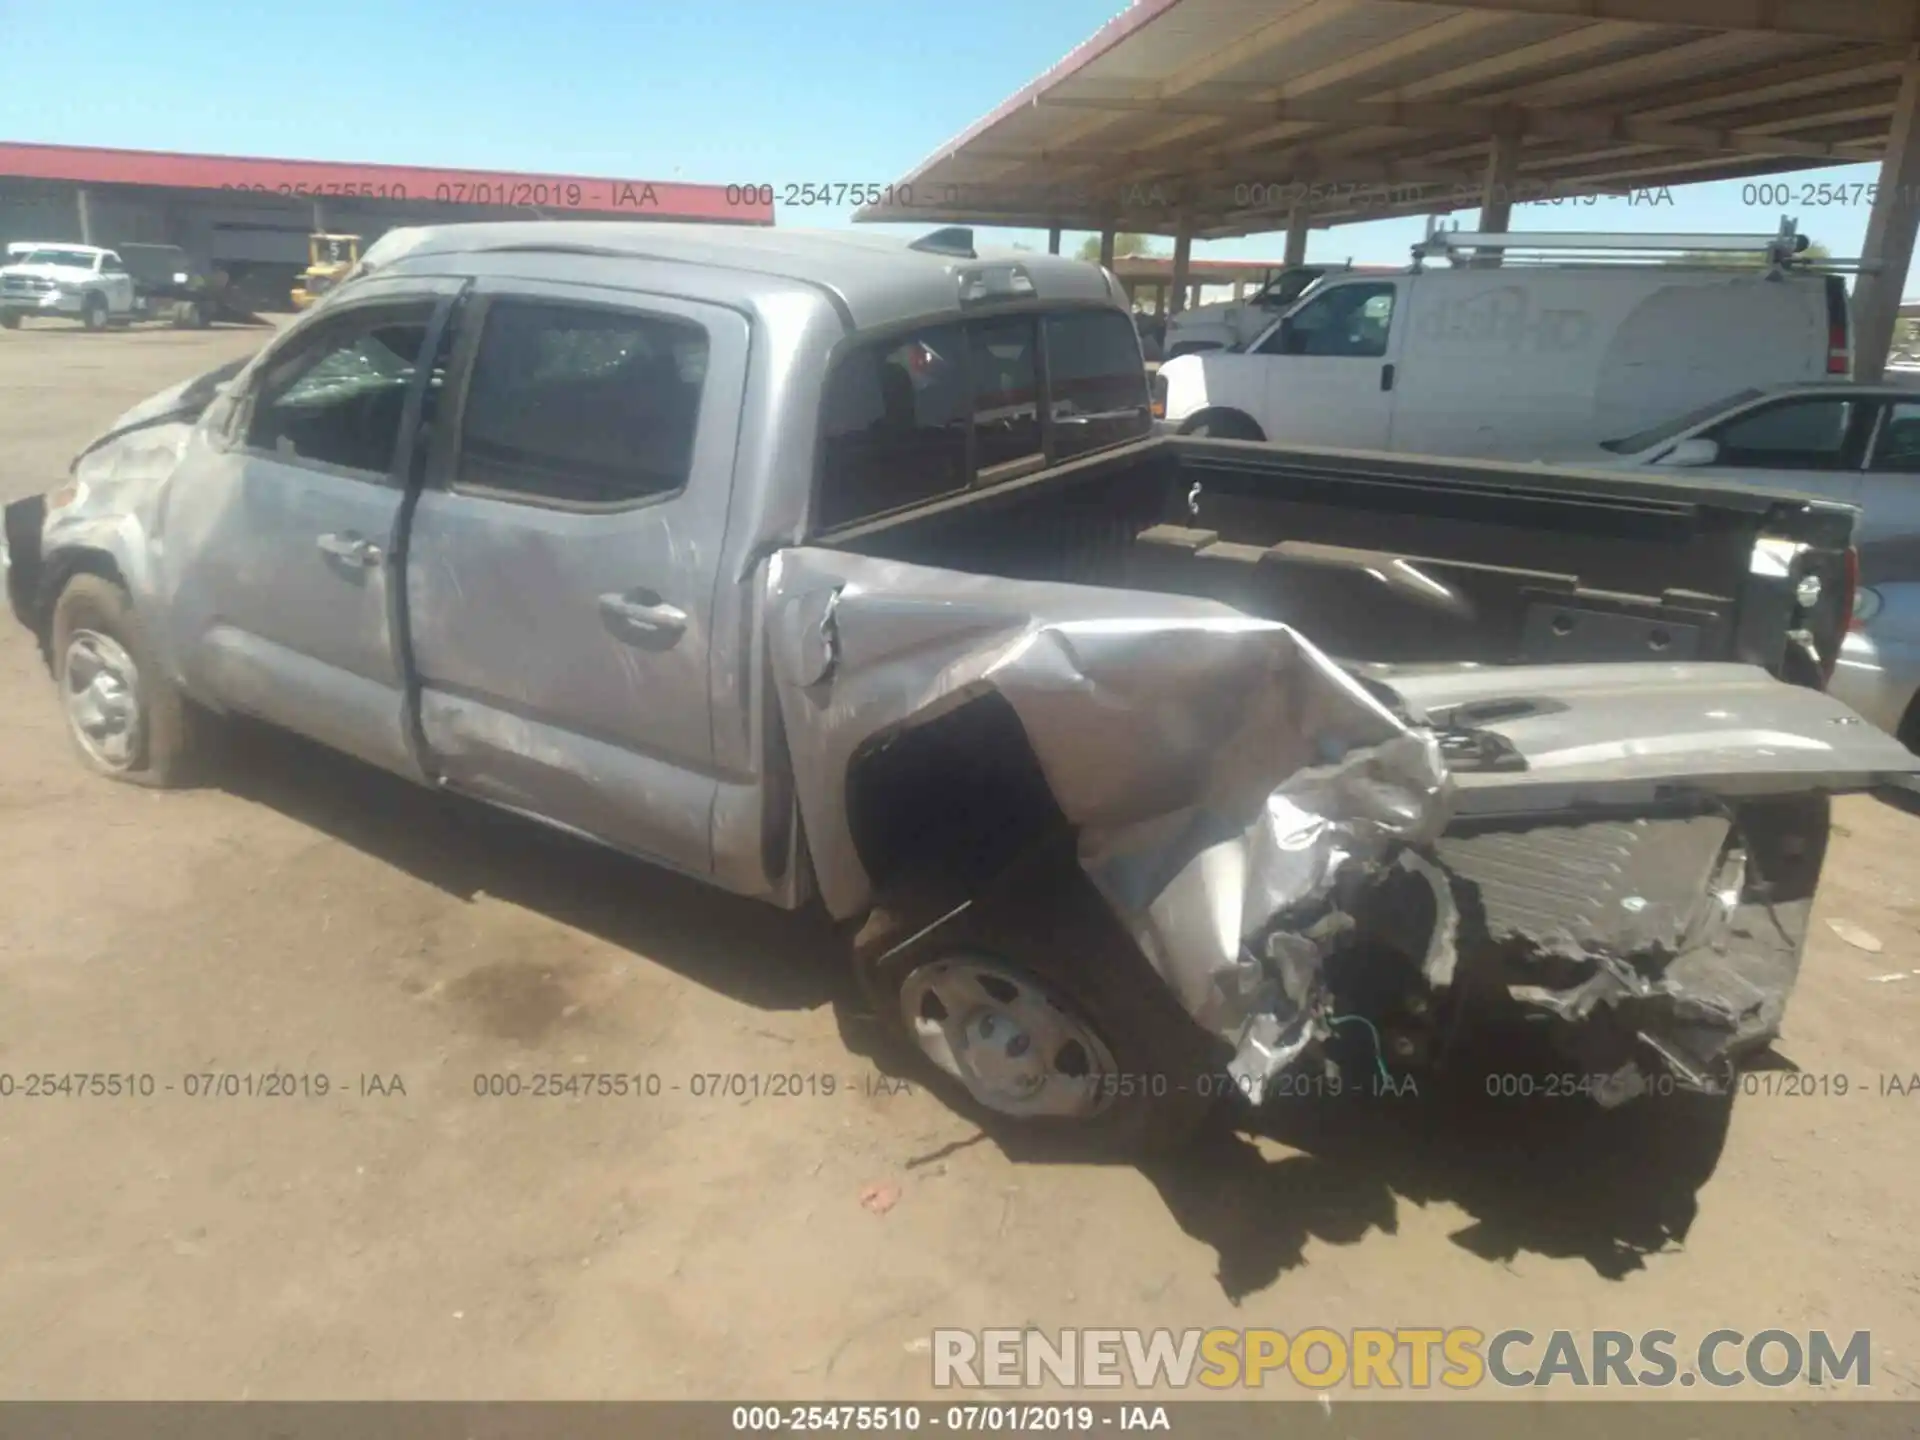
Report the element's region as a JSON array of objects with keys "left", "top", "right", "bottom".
[
  {"left": 859, "top": 1182, "right": 901, "bottom": 1215},
  {"left": 1826, "top": 919, "right": 1885, "bottom": 953}
]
